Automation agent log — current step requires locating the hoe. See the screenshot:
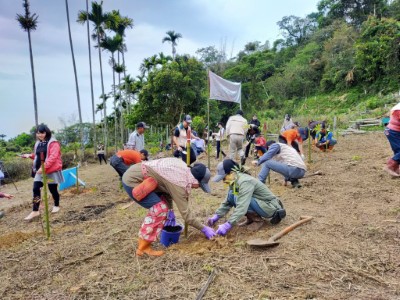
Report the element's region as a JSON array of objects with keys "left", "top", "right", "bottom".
[{"left": 247, "top": 216, "right": 313, "bottom": 248}]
